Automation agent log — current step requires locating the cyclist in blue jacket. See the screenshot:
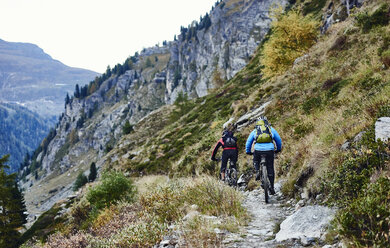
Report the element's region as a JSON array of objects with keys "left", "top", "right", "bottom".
[{"left": 245, "top": 116, "right": 282, "bottom": 195}]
